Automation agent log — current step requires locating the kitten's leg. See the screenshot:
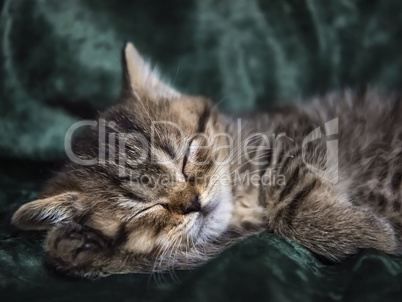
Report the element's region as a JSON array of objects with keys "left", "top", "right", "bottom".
[{"left": 260, "top": 165, "right": 401, "bottom": 260}]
